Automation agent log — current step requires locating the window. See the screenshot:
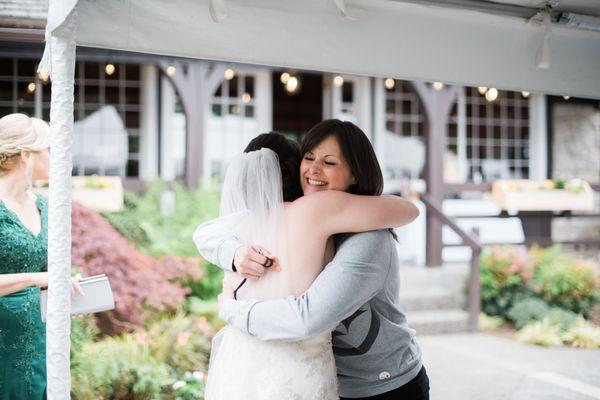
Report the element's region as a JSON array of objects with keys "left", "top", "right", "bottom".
[
  {"left": 0, "top": 58, "right": 142, "bottom": 177},
  {"left": 212, "top": 74, "right": 255, "bottom": 118},
  {"left": 70, "top": 62, "right": 141, "bottom": 177},
  {"left": 383, "top": 80, "right": 426, "bottom": 180},
  {"left": 0, "top": 58, "right": 40, "bottom": 119},
  {"left": 448, "top": 88, "right": 530, "bottom": 181},
  {"left": 385, "top": 80, "right": 425, "bottom": 140}
]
